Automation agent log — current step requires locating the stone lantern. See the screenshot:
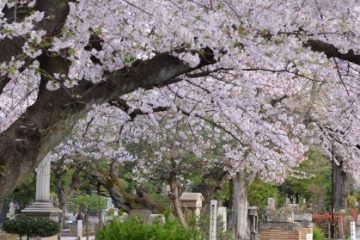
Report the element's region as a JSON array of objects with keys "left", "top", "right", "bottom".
[{"left": 179, "top": 192, "right": 204, "bottom": 221}]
